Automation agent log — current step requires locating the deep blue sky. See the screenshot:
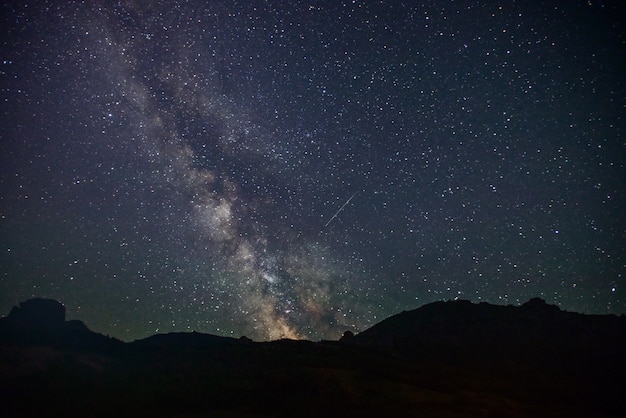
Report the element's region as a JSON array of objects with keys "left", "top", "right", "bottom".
[{"left": 1, "top": 0, "right": 624, "bottom": 341}]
